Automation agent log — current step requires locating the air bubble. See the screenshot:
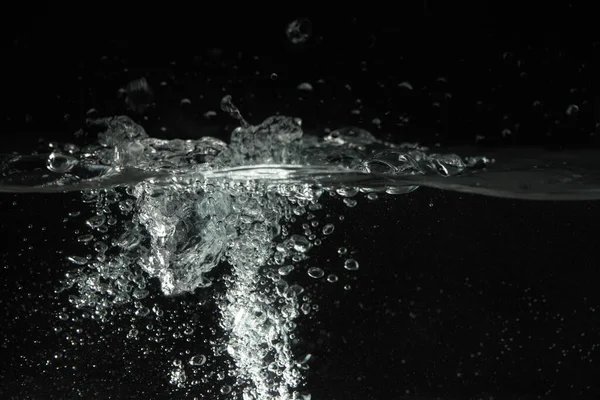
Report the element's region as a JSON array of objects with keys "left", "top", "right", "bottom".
[
  {"left": 344, "top": 259, "right": 359, "bottom": 271},
  {"left": 189, "top": 354, "right": 207, "bottom": 366},
  {"left": 290, "top": 235, "right": 311, "bottom": 253},
  {"left": 297, "top": 82, "right": 313, "bottom": 91},
  {"left": 77, "top": 234, "right": 94, "bottom": 243},
  {"left": 46, "top": 152, "right": 78, "bottom": 173},
  {"left": 566, "top": 104, "right": 579, "bottom": 115},
  {"left": 220, "top": 385, "right": 232, "bottom": 394},
  {"left": 286, "top": 18, "right": 312, "bottom": 44},
  {"left": 66, "top": 255, "right": 87, "bottom": 265},
  {"left": 278, "top": 265, "right": 294, "bottom": 276},
  {"left": 322, "top": 223, "right": 335, "bottom": 235},
  {"left": 307, "top": 267, "right": 324, "bottom": 279},
  {"left": 343, "top": 198, "right": 358, "bottom": 207}
]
